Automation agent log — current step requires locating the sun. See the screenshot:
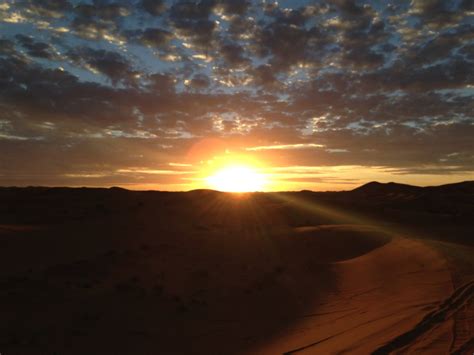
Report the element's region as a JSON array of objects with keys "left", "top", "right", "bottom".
[{"left": 206, "top": 165, "right": 267, "bottom": 192}]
